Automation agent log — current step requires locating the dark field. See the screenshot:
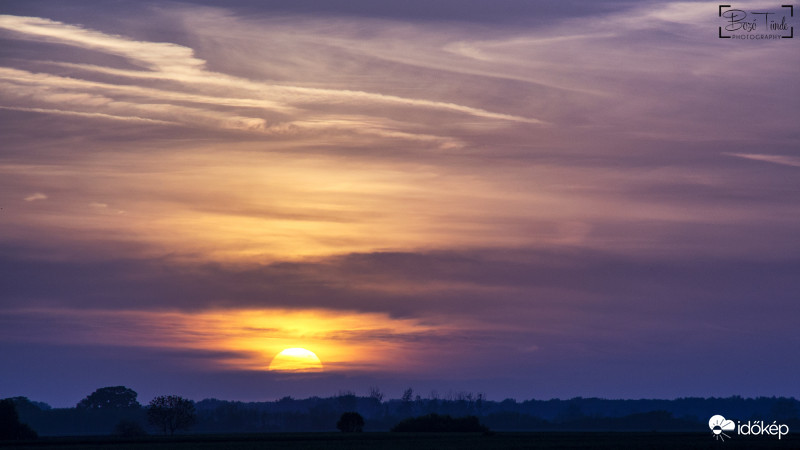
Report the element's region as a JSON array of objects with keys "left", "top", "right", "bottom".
[{"left": 2, "top": 432, "right": 798, "bottom": 450}]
